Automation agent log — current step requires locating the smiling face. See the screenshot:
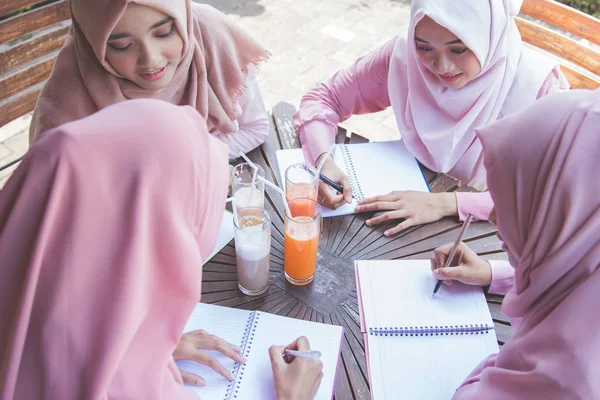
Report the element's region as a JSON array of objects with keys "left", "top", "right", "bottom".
[
  {"left": 105, "top": 3, "right": 184, "bottom": 92},
  {"left": 414, "top": 16, "right": 481, "bottom": 89}
]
